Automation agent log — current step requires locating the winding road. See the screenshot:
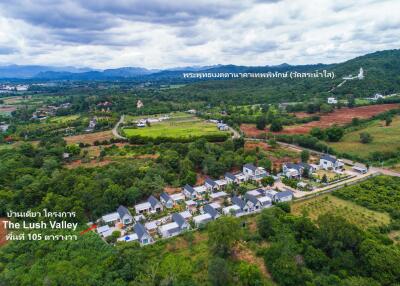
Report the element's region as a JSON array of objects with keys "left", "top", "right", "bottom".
[{"left": 112, "top": 115, "right": 127, "bottom": 139}]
